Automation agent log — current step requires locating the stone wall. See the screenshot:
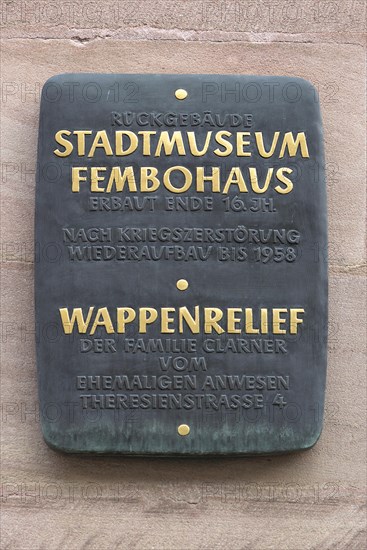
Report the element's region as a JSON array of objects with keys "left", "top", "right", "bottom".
[{"left": 1, "top": 2, "right": 366, "bottom": 548}]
